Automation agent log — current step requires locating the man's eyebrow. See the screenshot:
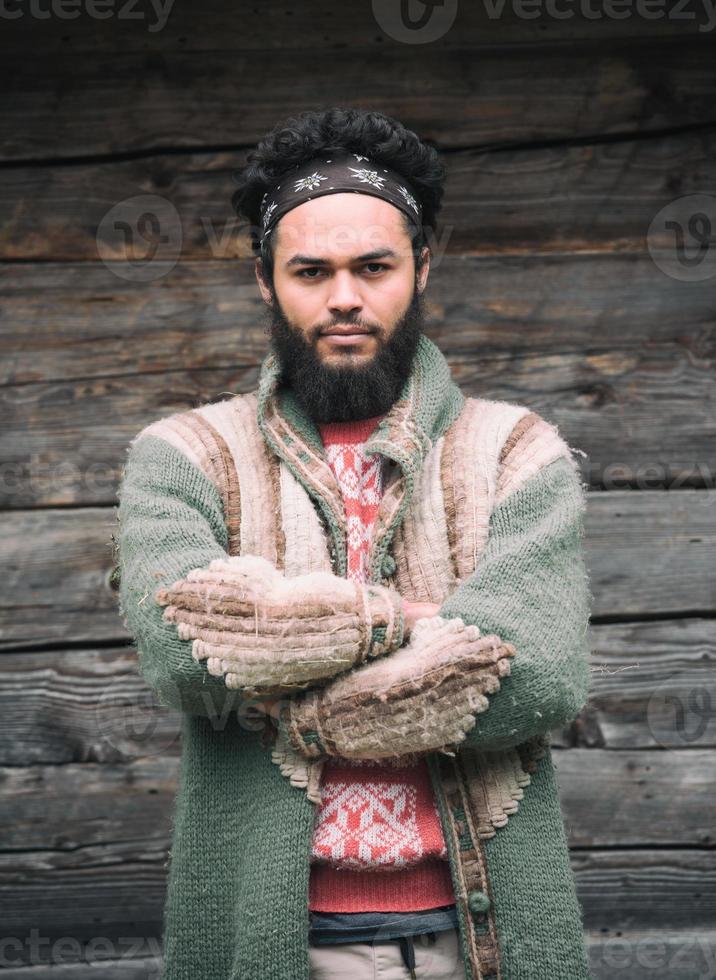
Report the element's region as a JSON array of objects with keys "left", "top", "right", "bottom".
[{"left": 285, "top": 248, "right": 399, "bottom": 269}]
